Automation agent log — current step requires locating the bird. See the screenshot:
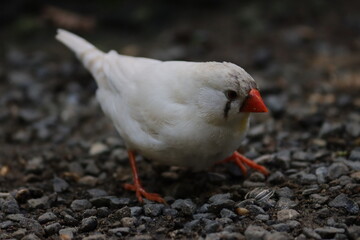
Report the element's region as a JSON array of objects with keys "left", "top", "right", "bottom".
[{"left": 56, "top": 29, "right": 269, "bottom": 203}]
